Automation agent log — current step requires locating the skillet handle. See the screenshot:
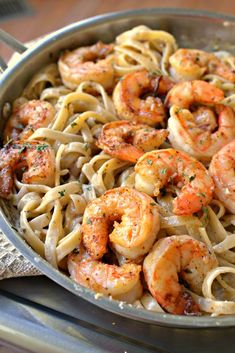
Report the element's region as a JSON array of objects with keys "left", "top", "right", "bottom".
[{"left": 0, "top": 29, "right": 28, "bottom": 72}]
